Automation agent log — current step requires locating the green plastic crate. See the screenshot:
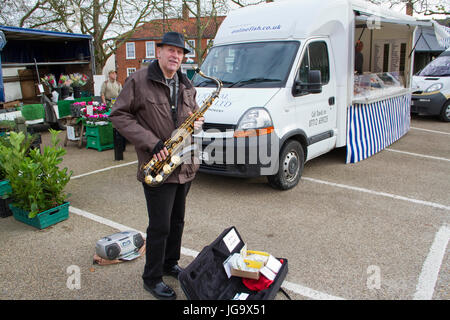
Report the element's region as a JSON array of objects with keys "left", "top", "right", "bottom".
[
  {"left": 85, "top": 122, "right": 113, "bottom": 145},
  {"left": 21, "top": 104, "right": 45, "bottom": 121},
  {"left": 0, "top": 180, "right": 12, "bottom": 198},
  {"left": 9, "top": 202, "right": 70, "bottom": 229},
  {"left": 86, "top": 136, "right": 114, "bottom": 151}
]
